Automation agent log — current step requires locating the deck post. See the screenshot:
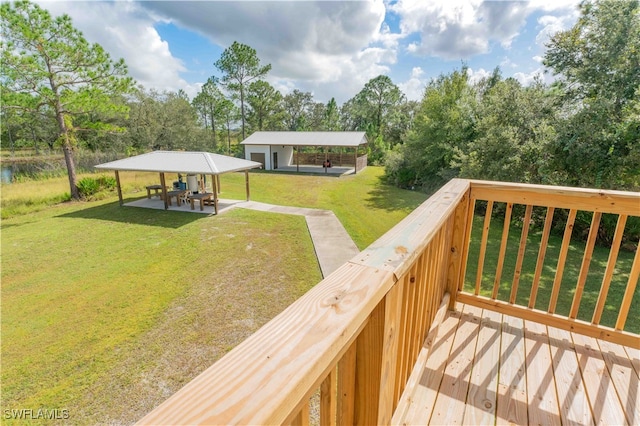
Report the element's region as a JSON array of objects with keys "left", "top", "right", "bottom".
[
  {"left": 160, "top": 172, "right": 168, "bottom": 210},
  {"left": 114, "top": 170, "right": 123, "bottom": 206},
  {"left": 447, "top": 187, "right": 471, "bottom": 309}
]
